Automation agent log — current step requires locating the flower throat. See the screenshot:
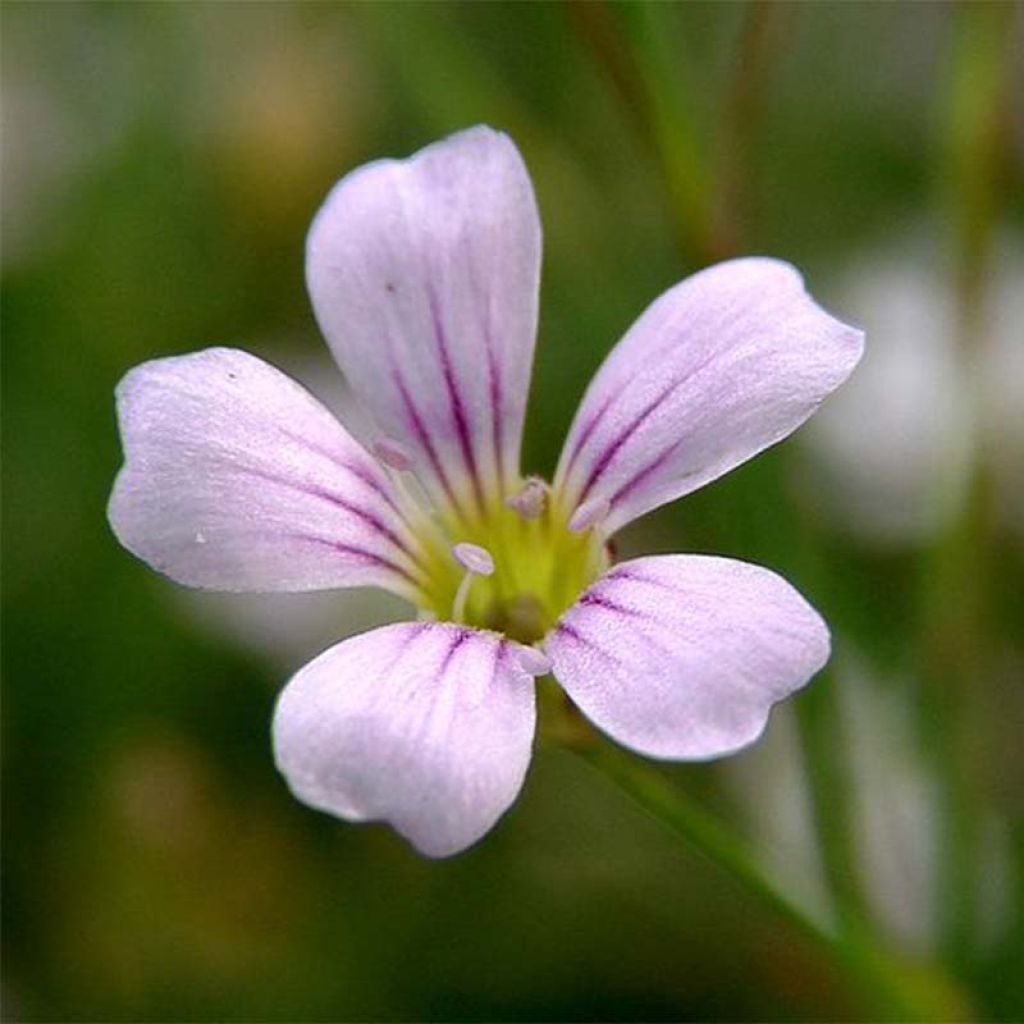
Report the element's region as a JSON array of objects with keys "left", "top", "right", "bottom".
[{"left": 391, "top": 469, "right": 609, "bottom": 646}]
